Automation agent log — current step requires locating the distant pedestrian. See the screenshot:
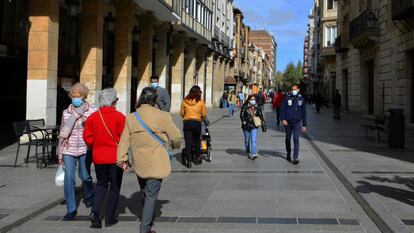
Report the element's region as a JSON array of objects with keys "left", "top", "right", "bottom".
[
  {"left": 83, "top": 88, "right": 126, "bottom": 228},
  {"left": 272, "top": 89, "right": 285, "bottom": 125},
  {"left": 58, "top": 83, "right": 96, "bottom": 221},
  {"left": 280, "top": 85, "right": 307, "bottom": 165},
  {"left": 228, "top": 90, "right": 237, "bottom": 117},
  {"left": 222, "top": 91, "right": 228, "bottom": 108},
  {"left": 332, "top": 89, "right": 342, "bottom": 119},
  {"left": 255, "top": 89, "right": 265, "bottom": 111},
  {"left": 314, "top": 91, "right": 323, "bottom": 113},
  {"left": 150, "top": 75, "right": 171, "bottom": 112},
  {"left": 180, "top": 85, "right": 207, "bottom": 168},
  {"left": 238, "top": 91, "right": 245, "bottom": 107},
  {"left": 240, "top": 95, "right": 267, "bottom": 160},
  {"left": 117, "top": 87, "right": 182, "bottom": 233}
]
